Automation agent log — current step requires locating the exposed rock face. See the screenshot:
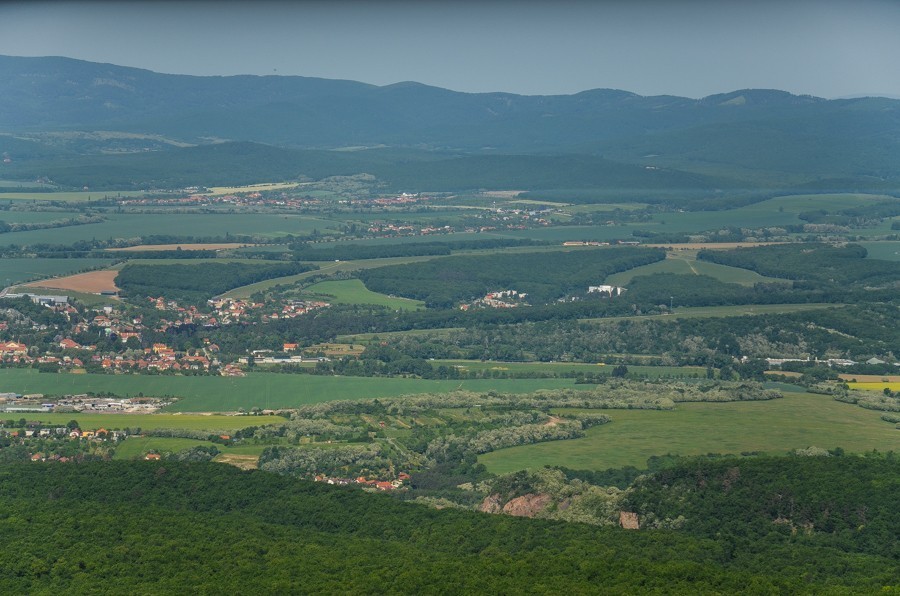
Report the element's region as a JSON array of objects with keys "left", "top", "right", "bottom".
[
  {"left": 479, "top": 494, "right": 503, "bottom": 514},
  {"left": 619, "top": 511, "right": 640, "bottom": 530},
  {"left": 501, "top": 493, "right": 553, "bottom": 518}
]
